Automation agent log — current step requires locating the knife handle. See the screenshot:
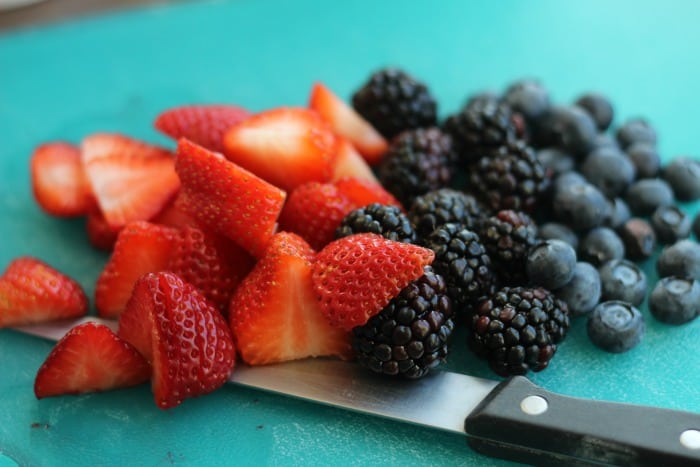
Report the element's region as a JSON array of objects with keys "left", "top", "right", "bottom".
[{"left": 464, "top": 376, "right": 700, "bottom": 466}]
